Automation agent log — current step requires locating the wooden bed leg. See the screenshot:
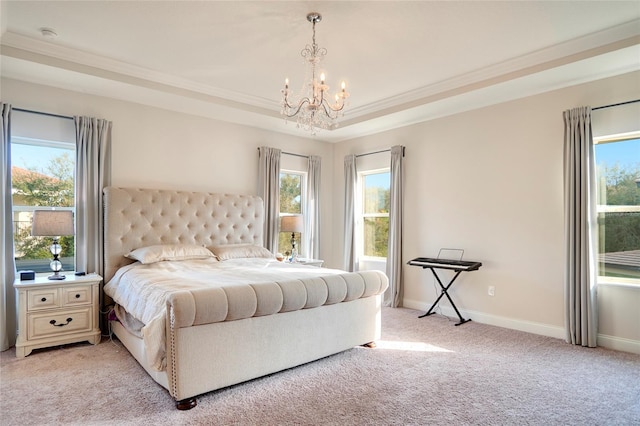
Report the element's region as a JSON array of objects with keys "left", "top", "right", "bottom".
[
  {"left": 176, "top": 398, "right": 197, "bottom": 410},
  {"left": 362, "top": 342, "right": 376, "bottom": 348}
]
